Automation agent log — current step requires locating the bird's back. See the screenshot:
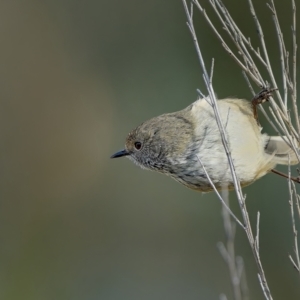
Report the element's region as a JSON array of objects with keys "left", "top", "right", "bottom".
[{"left": 188, "top": 98, "right": 276, "bottom": 190}]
